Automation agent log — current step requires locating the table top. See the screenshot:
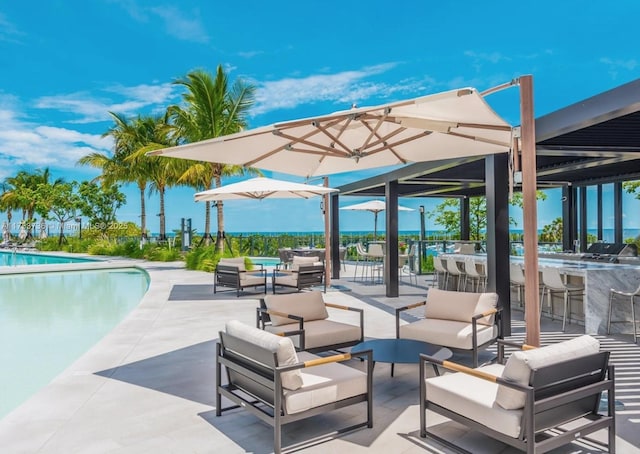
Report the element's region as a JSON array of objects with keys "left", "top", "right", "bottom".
[{"left": 352, "top": 338, "right": 452, "bottom": 364}]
